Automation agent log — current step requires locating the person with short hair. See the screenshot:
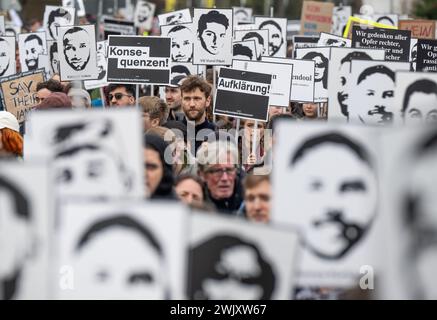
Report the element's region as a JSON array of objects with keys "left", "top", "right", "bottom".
[
  {"left": 174, "top": 174, "right": 204, "bottom": 208},
  {"left": 138, "top": 96, "right": 168, "bottom": 132},
  {"left": 36, "top": 79, "right": 65, "bottom": 104},
  {"left": 242, "top": 175, "right": 271, "bottom": 223},
  {"left": 107, "top": 84, "right": 136, "bottom": 107}
]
